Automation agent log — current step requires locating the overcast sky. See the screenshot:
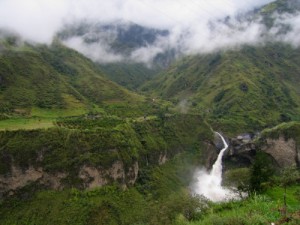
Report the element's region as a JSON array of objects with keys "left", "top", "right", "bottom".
[
  {"left": 2, "top": 0, "right": 299, "bottom": 64},
  {"left": 0, "top": 0, "right": 274, "bottom": 43}
]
